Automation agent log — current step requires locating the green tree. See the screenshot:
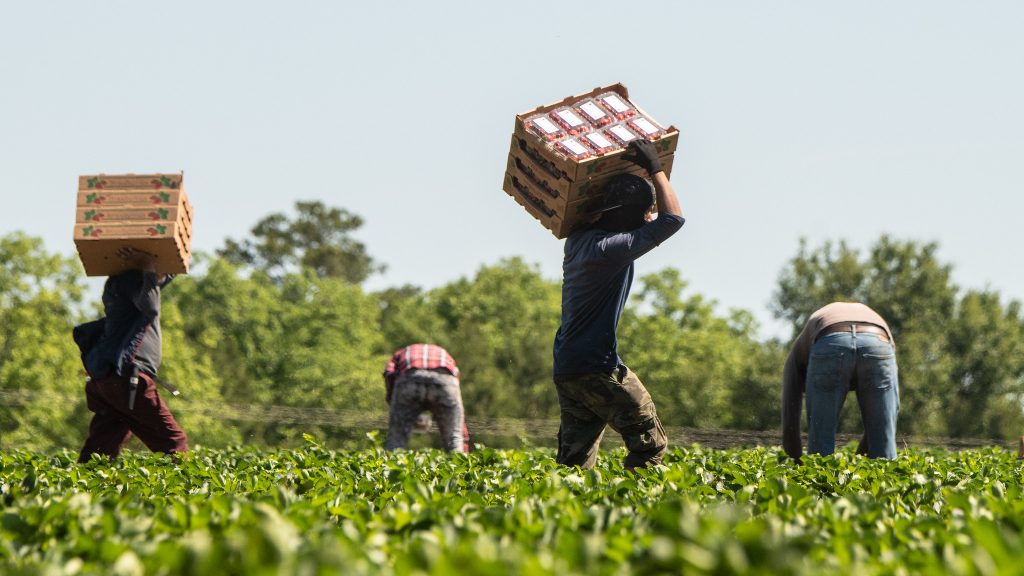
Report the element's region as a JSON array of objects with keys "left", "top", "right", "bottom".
[
  {"left": 943, "top": 291, "right": 1024, "bottom": 437},
  {"left": 375, "top": 284, "right": 446, "bottom": 354},
  {"left": 411, "top": 258, "right": 562, "bottom": 421},
  {"left": 0, "top": 233, "right": 88, "bottom": 452},
  {"left": 772, "top": 236, "right": 957, "bottom": 340},
  {"left": 620, "top": 269, "right": 783, "bottom": 430},
  {"left": 157, "top": 290, "right": 240, "bottom": 448},
  {"left": 218, "top": 201, "right": 384, "bottom": 283},
  {"left": 163, "top": 256, "right": 386, "bottom": 445}
]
